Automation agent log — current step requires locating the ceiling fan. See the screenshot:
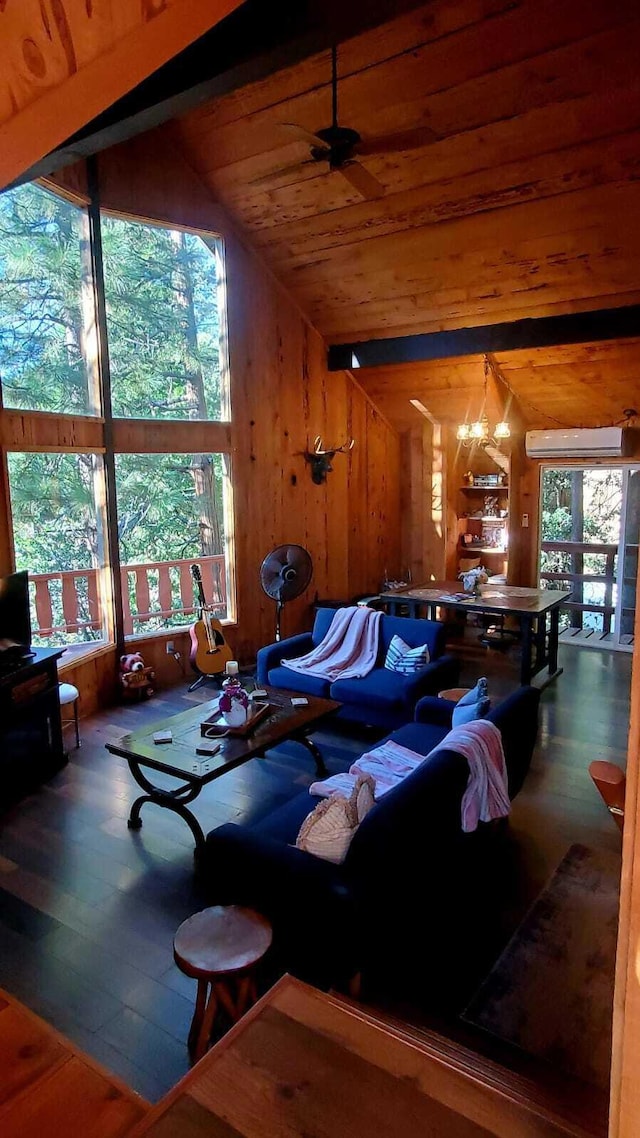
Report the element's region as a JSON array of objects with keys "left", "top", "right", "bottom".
[{"left": 252, "top": 45, "right": 439, "bottom": 200}]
